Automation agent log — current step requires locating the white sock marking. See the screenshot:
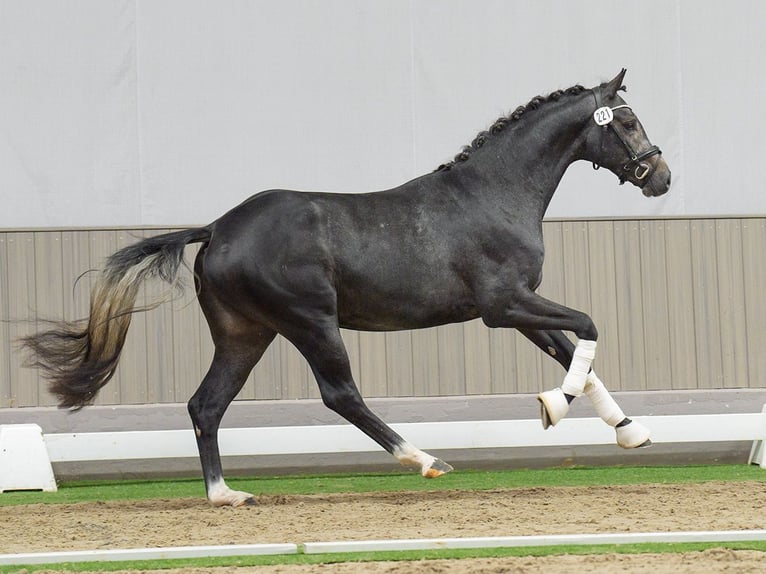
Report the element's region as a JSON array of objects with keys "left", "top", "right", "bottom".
[
  {"left": 207, "top": 478, "right": 255, "bottom": 507},
  {"left": 393, "top": 443, "right": 437, "bottom": 476}
]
